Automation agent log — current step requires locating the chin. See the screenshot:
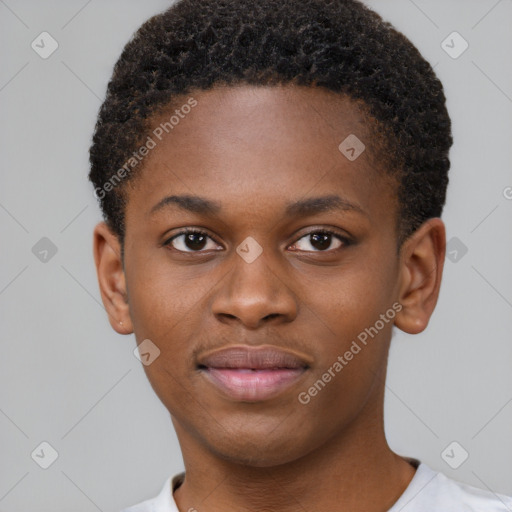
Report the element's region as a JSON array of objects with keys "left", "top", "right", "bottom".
[
  {"left": 203, "top": 423, "right": 315, "bottom": 468},
  {"left": 211, "top": 442, "right": 302, "bottom": 468}
]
